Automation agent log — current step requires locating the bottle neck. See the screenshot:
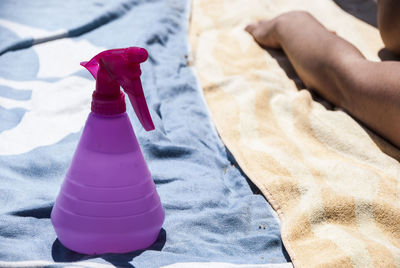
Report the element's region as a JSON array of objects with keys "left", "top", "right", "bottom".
[
  {"left": 91, "top": 60, "right": 126, "bottom": 115},
  {"left": 91, "top": 90, "right": 126, "bottom": 115}
]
